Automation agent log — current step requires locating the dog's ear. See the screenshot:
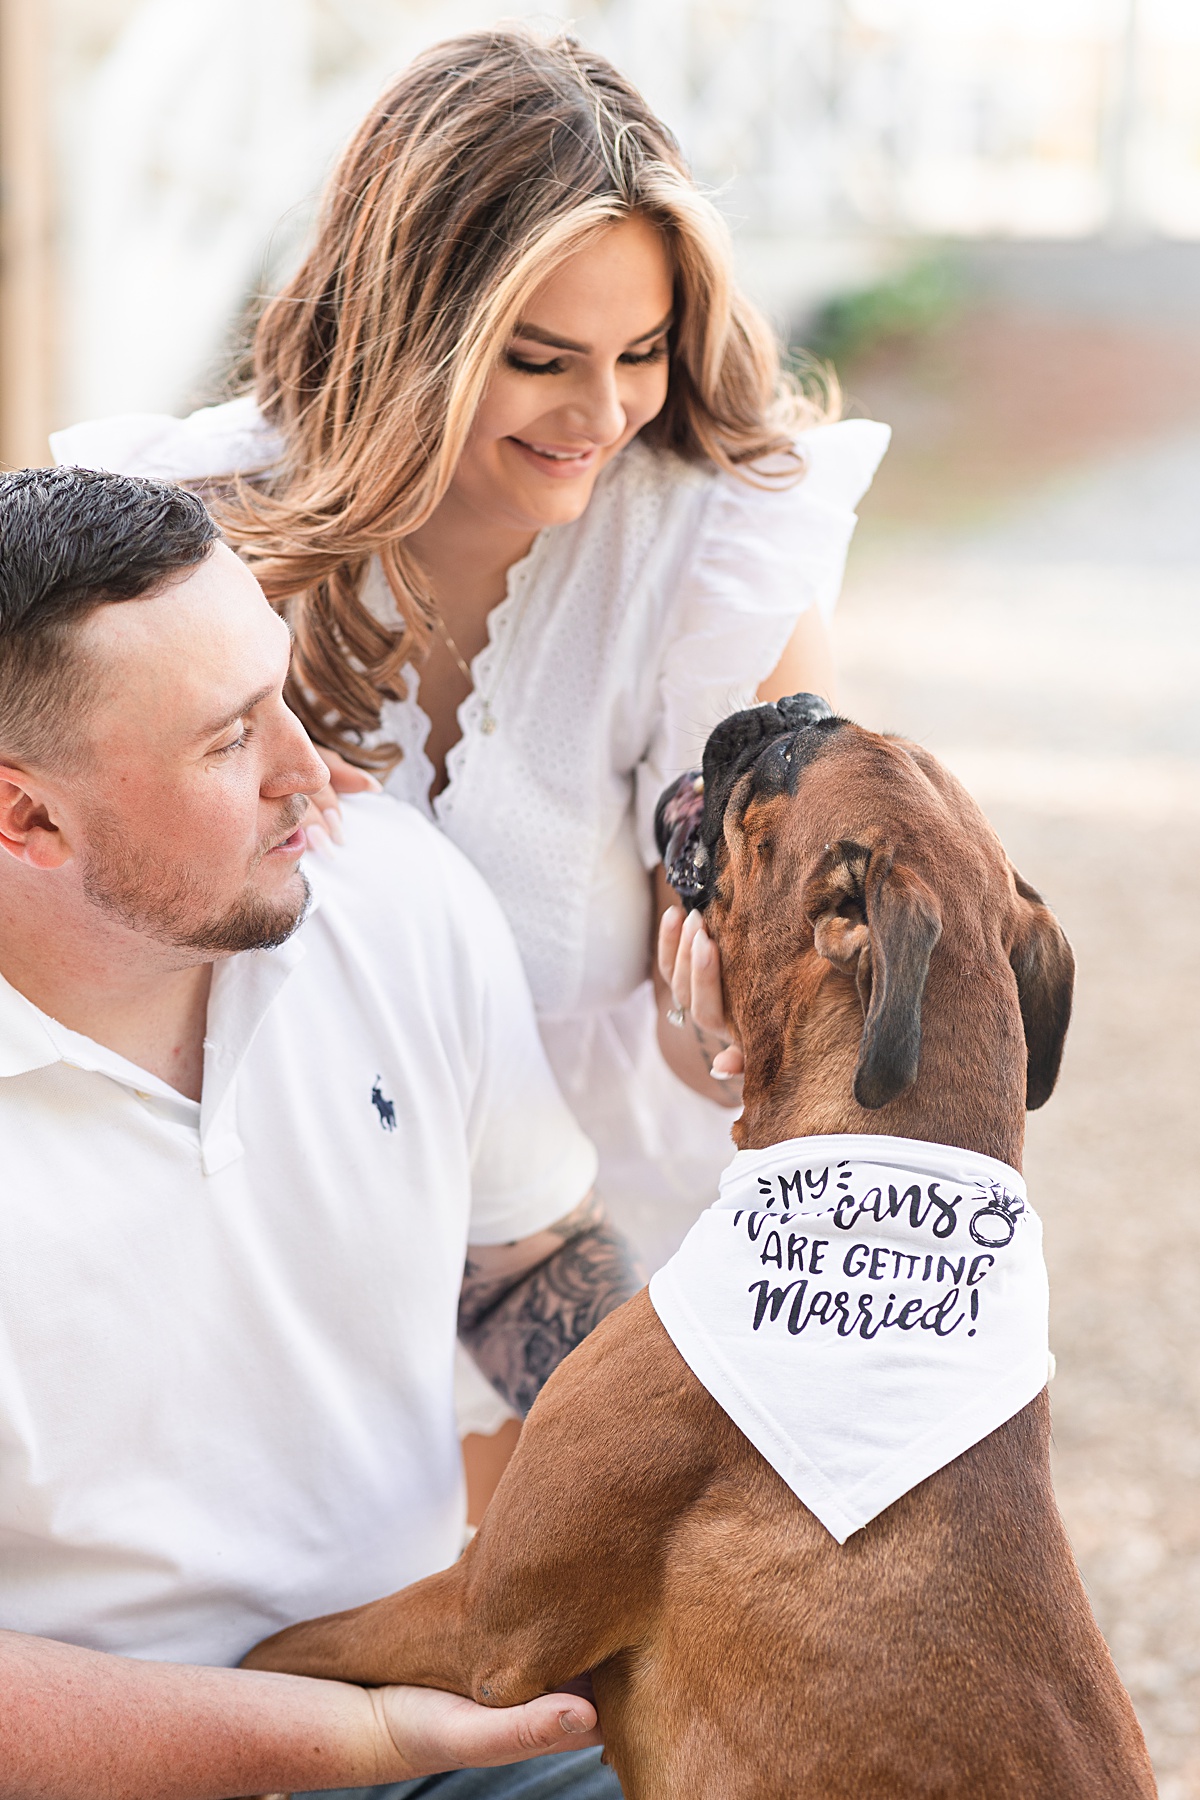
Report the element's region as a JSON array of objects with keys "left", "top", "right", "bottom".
[
  {"left": 803, "top": 840, "right": 943, "bottom": 1110},
  {"left": 1007, "top": 870, "right": 1074, "bottom": 1110}
]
